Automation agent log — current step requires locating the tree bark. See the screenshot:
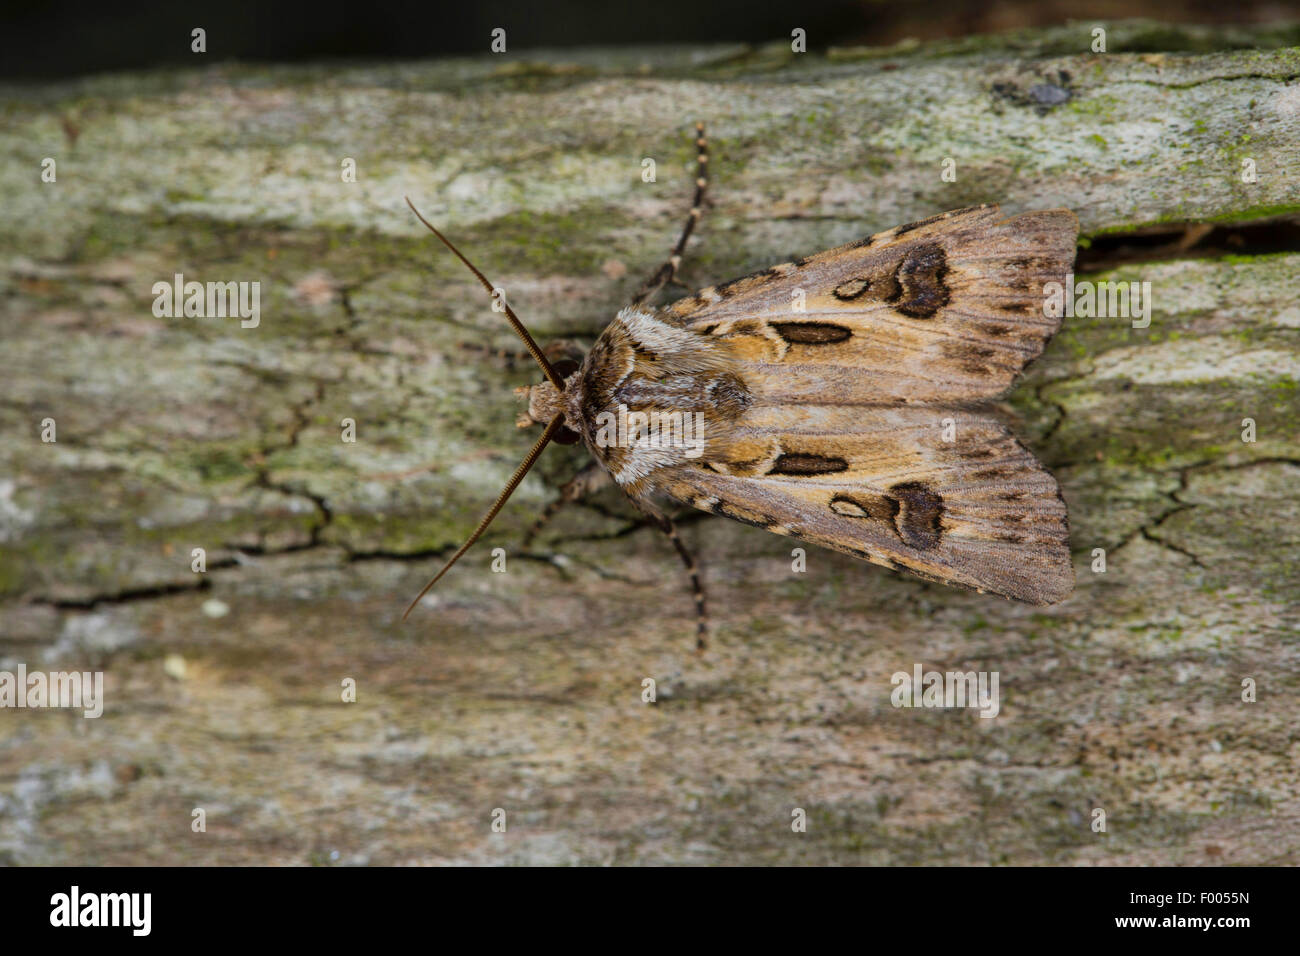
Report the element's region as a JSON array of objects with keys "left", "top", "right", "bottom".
[{"left": 1, "top": 23, "right": 1298, "bottom": 864}]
